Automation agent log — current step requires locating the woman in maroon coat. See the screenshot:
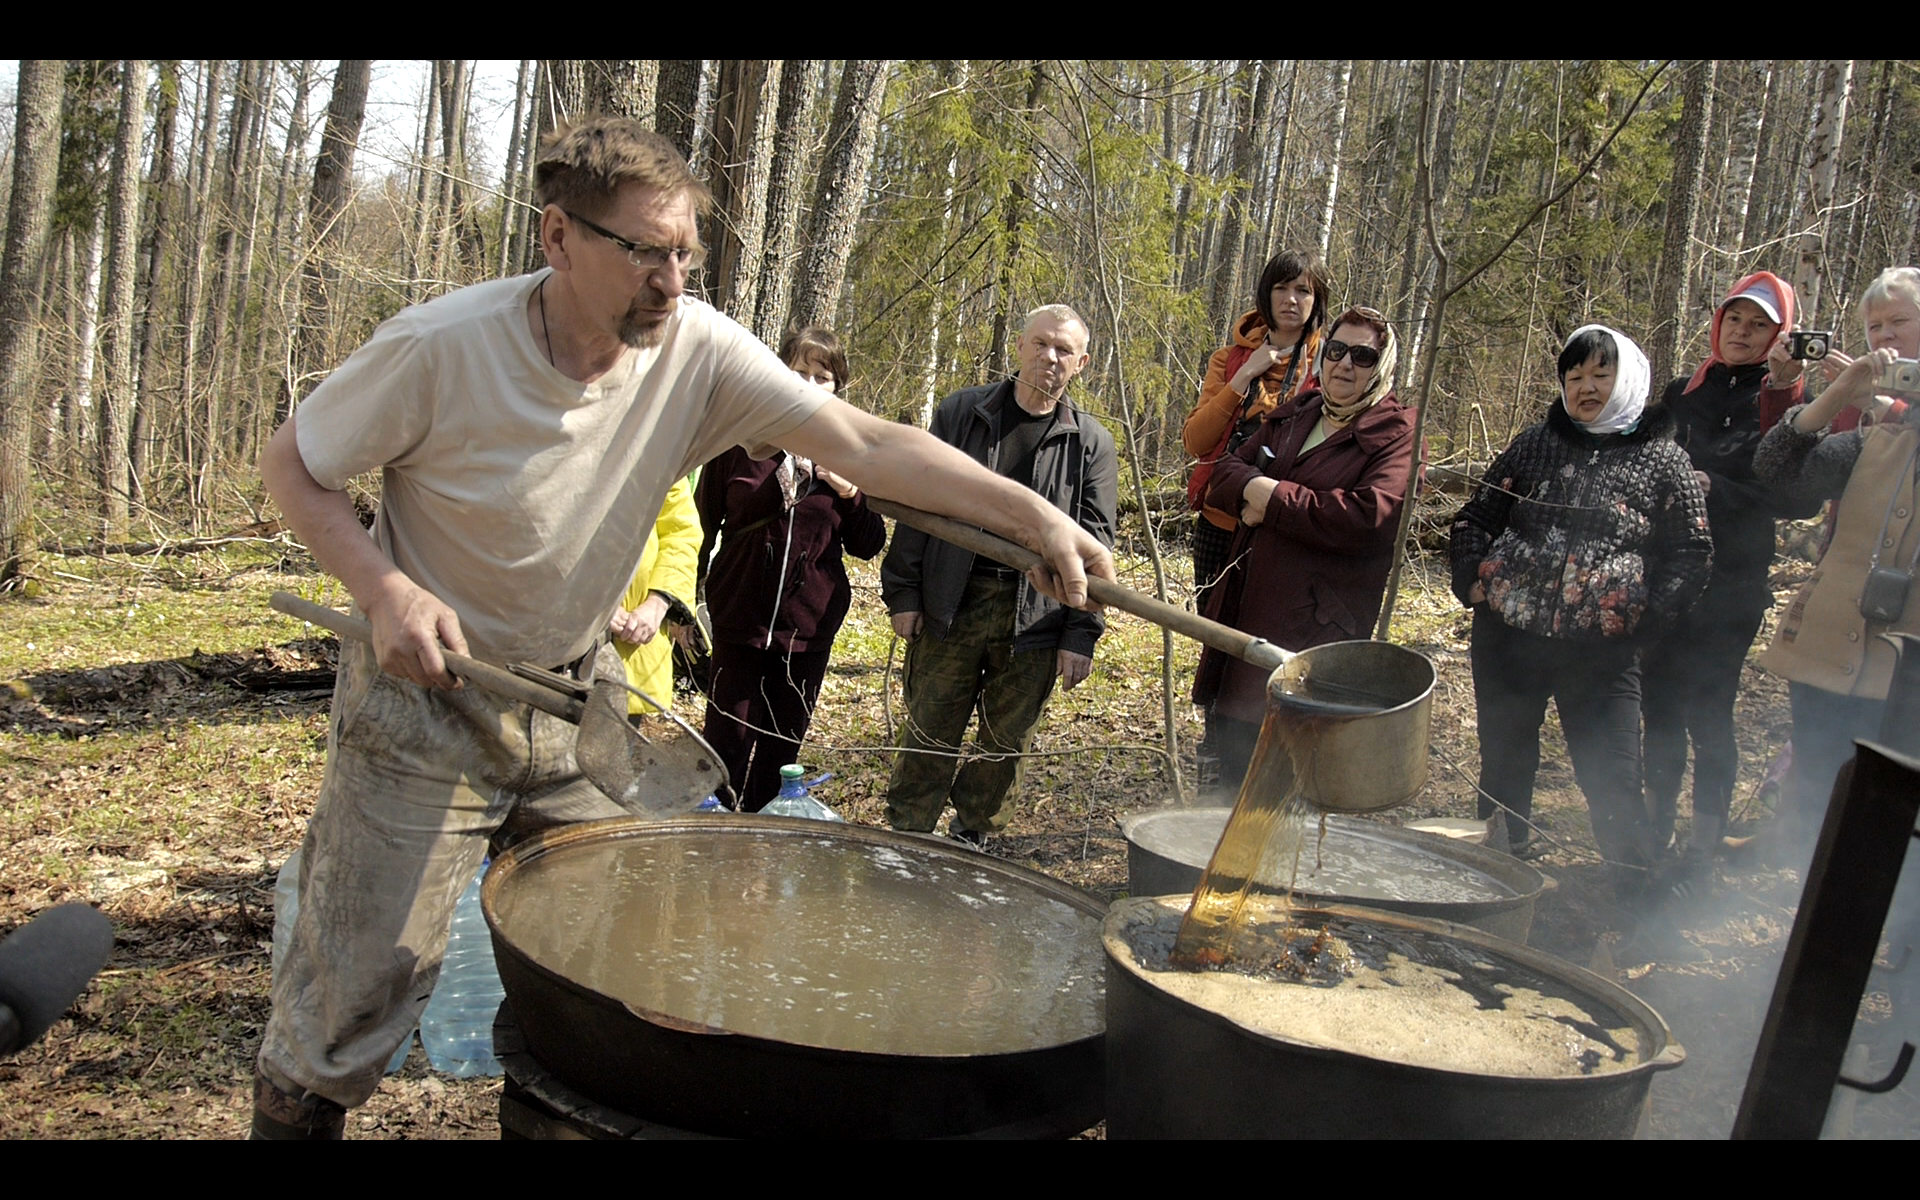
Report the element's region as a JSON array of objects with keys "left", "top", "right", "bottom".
[
  {"left": 697, "top": 327, "right": 888, "bottom": 810},
  {"left": 1192, "top": 306, "right": 1419, "bottom": 791}
]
